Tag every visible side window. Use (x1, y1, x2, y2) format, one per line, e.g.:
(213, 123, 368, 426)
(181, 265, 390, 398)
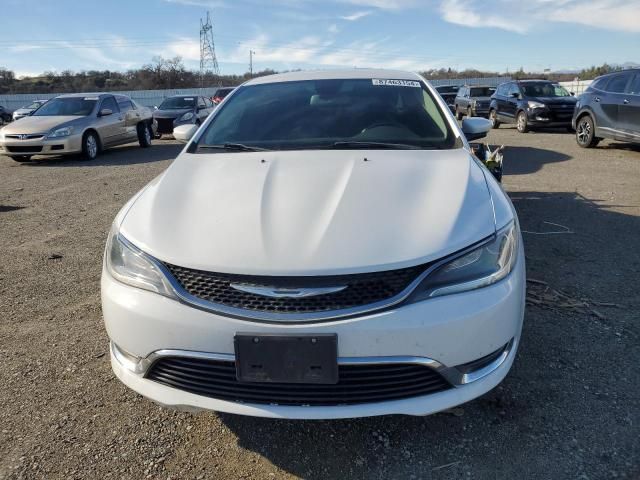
(590, 78, 605, 91)
(606, 73, 631, 94)
(198, 97, 207, 109)
(100, 97, 119, 113)
(497, 84, 509, 96)
(118, 100, 133, 112)
(507, 84, 519, 98)
(626, 74, 640, 95)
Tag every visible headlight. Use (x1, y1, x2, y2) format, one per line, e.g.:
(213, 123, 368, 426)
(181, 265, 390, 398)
(179, 112, 194, 122)
(48, 126, 73, 138)
(527, 101, 546, 109)
(105, 224, 176, 298)
(411, 222, 518, 300)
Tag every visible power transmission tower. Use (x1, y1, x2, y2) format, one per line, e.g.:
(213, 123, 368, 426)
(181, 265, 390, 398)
(200, 11, 220, 86)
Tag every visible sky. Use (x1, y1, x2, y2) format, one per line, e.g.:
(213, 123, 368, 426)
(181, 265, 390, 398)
(1, 0, 639, 77)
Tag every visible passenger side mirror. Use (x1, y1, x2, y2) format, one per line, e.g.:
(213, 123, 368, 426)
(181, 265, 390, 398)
(570, 92, 575, 96)
(99, 108, 113, 117)
(462, 117, 492, 141)
(174, 124, 198, 143)
(510, 92, 520, 98)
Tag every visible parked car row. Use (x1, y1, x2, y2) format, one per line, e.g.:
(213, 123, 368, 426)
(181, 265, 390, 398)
(436, 69, 640, 148)
(0, 93, 156, 162)
(0, 87, 238, 162)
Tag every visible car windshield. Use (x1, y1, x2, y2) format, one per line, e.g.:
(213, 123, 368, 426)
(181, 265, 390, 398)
(470, 87, 495, 97)
(25, 101, 44, 109)
(521, 83, 571, 97)
(198, 79, 458, 151)
(159, 97, 196, 109)
(32, 97, 96, 116)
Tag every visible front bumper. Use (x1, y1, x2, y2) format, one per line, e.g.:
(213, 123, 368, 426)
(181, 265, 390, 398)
(0, 134, 83, 156)
(526, 108, 573, 127)
(102, 244, 525, 418)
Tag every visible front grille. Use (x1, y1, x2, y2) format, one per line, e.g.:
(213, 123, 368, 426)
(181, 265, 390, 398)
(156, 118, 175, 133)
(6, 146, 43, 153)
(5, 134, 45, 140)
(147, 357, 452, 406)
(548, 104, 575, 120)
(164, 262, 427, 315)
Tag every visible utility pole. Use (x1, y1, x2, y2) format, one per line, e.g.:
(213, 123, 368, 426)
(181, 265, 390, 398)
(249, 50, 255, 77)
(199, 11, 220, 87)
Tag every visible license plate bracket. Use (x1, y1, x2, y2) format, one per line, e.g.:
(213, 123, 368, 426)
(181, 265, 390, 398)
(234, 333, 338, 384)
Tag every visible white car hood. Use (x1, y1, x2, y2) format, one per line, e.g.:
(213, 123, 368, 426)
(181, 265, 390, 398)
(120, 149, 496, 275)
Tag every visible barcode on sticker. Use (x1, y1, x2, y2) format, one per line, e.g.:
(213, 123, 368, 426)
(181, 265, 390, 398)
(372, 79, 421, 88)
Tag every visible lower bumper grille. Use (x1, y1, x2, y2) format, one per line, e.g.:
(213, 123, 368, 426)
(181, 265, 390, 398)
(6, 145, 43, 153)
(146, 357, 452, 406)
(156, 118, 175, 134)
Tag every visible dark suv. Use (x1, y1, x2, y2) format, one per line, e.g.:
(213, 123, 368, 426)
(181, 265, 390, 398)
(454, 85, 495, 119)
(434, 85, 459, 113)
(573, 69, 640, 148)
(489, 80, 577, 133)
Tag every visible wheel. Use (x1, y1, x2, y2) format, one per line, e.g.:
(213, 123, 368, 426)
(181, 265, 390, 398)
(489, 109, 500, 129)
(516, 111, 529, 133)
(10, 155, 32, 163)
(467, 106, 473, 118)
(575, 115, 600, 148)
(82, 131, 99, 160)
(455, 107, 463, 121)
(138, 123, 152, 148)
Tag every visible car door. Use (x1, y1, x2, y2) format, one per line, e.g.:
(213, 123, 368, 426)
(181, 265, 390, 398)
(598, 72, 632, 135)
(494, 83, 510, 120)
(118, 98, 140, 143)
(619, 73, 640, 140)
(503, 83, 520, 121)
(95, 96, 125, 146)
(197, 97, 210, 122)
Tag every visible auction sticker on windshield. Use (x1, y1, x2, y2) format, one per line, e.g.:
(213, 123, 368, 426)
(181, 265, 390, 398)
(372, 79, 421, 88)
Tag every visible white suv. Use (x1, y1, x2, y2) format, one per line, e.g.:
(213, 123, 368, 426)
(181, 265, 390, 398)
(102, 69, 525, 419)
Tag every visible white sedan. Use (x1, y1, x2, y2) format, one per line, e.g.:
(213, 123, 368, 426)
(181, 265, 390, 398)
(102, 69, 525, 419)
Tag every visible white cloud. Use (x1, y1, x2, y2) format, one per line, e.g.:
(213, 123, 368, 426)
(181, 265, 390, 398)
(340, 10, 373, 20)
(167, 37, 202, 61)
(340, 0, 417, 9)
(439, 0, 640, 33)
(328, 23, 339, 33)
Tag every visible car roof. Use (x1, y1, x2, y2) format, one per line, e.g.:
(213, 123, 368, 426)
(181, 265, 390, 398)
(515, 79, 554, 83)
(596, 68, 640, 80)
(56, 93, 113, 99)
(465, 85, 492, 88)
(244, 69, 423, 86)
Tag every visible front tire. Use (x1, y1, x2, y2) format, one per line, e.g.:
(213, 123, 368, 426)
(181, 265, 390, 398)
(489, 109, 500, 129)
(82, 131, 99, 160)
(10, 155, 32, 163)
(138, 123, 152, 148)
(576, 115, 600, 148)
(516, 111, 529, 133)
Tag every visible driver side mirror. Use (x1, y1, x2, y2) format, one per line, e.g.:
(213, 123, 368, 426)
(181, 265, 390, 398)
(98, 108, 113, 117)
(570, 92, 575, 96)
(461, 117, 492, 141)
(174, 124, 198, 143)
(510, 92, 520, 98)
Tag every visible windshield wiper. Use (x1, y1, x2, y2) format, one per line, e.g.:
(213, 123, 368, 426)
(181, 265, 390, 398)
(326, 141, 424, 150)
(198, 143, 271, 152)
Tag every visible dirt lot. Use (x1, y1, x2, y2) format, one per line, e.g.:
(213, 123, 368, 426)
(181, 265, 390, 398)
(0, 126, 638, 480)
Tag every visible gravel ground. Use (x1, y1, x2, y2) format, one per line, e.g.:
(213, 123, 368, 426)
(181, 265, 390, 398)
(0, 127, 638, 480)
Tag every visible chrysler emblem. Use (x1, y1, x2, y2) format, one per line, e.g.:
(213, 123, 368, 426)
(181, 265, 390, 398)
(230, 284, 347, 298)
